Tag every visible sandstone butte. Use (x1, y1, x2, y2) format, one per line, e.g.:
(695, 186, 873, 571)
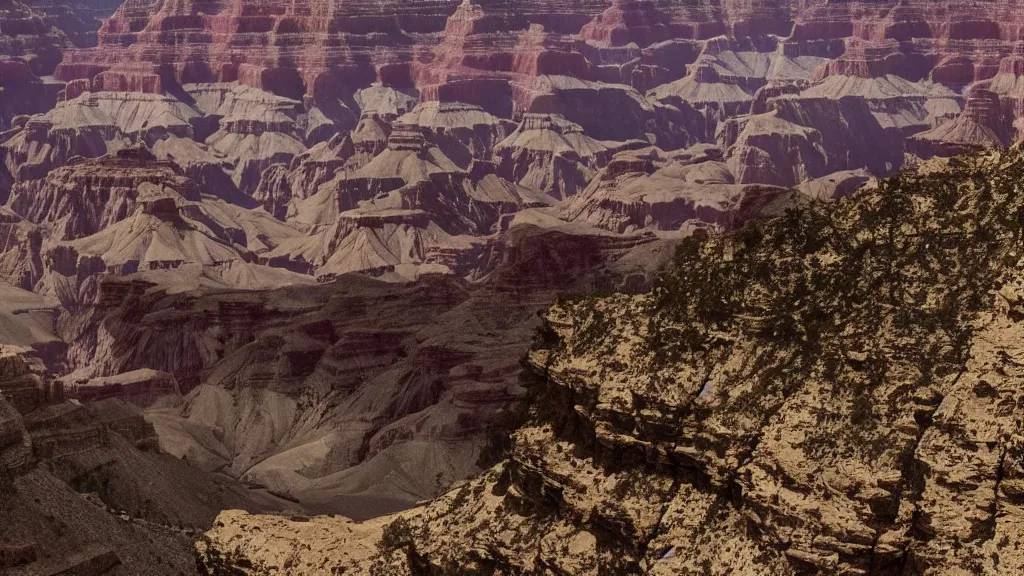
(2, 1, 1024, 575)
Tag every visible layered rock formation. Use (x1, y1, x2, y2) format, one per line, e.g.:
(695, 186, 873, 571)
(17, 0, 1024, 292)
(199, 144, 1024, 576)
(561, 145, 795, 233)
(63, 368, 181, 408)
(263, 123, 554, 279)
(0, 0, 122, 129)
(7, 147, 203, 242)
(10, 0, 1024, 286)
(0, 144, 312, 303)
(0, 344, 55, 414)
(0, 343, 286, 576)
(907, 87, 1008, 159)
(0, 1, 64, 130)
(495, 113, 639, 199)
(57, 220, 674, 517)
(44, 0, 1024, 175)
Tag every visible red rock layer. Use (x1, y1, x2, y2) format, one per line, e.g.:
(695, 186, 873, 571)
(0, 0, 68, 76)
(46, 1, 1024, 116)
(0, 1, 124, 129)
(54, 0, 610, 104)
(579, 0, 688, 48)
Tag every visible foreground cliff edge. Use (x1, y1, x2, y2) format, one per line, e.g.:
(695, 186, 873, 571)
(199, 148, 1024, 575)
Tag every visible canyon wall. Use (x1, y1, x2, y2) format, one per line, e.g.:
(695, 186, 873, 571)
(14, 0, 1024, 236)
(0, 343, 286, 576)
(0, 0, 122, 129)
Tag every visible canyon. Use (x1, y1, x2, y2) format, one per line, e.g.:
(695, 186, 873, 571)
(200, 145, 1024, 576)
(3, 0, 1024, 574)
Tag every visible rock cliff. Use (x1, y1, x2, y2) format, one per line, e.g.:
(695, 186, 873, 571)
(0, 144, 310, 302)
(200, 146, 1024, 575)
(40, 0, 1024, 185)
(0, 0, 122, 129)
(0, 343, 287, 576)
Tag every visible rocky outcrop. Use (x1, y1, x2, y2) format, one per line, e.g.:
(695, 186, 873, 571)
(799, 74, 961, 140)
(0, 208, 43, 289)
(7, 147, 201, 242)
(0, 285, 291, 576)
(65, 368, 180, 408)
(0, 395, 31, 472)
(151, 136, 250, 206)
(199, 143, 1024, 576)
(0, 1, 68, 77)
(724, 109, 829, 187)
(0, 386, 286, 576)
(1, 85, 305, 212)
(908, 88, 1008, 159)
(37, 186, 308, 303)
(0, 3, 69, 129)
(796, 169, 872, 200)
(562, 145, 796, 234)
(399, 101, 515, 168)
(0, 106, 127, 186)
(0, 345, 53, 418)
(0, 145, 309, 301)
(494, 113, 640, 199)
(725, 93, 905, 186)
(267, 124, 553, 278)
(0, 75, 768, 282)
(204, 85, 306, 195)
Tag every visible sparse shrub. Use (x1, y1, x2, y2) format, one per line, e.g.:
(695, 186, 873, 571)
(377, 517, 414, 555)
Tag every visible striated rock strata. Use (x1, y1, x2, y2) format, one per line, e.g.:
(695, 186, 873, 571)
(0, 342, 286, 576)
(35, 0, 1024, 203)
(60, 222, 674, 517)
(0, 0, 122, 129)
